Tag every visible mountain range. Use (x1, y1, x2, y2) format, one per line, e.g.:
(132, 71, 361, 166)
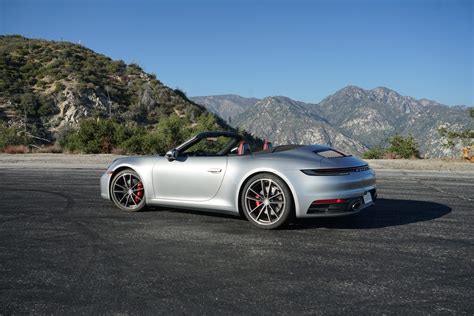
(1, 36, 471, 158)
(191, 88, 473, 157)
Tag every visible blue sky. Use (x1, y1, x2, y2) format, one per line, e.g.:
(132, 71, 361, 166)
(1, 0, 473, 106)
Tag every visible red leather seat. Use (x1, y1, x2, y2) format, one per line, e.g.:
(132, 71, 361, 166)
(237, 141, 251, 155)
(263, 140, 273, 150)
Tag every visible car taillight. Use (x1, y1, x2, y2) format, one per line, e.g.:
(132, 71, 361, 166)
(301, 165, 369, 176)
(312, 199, 347, 205)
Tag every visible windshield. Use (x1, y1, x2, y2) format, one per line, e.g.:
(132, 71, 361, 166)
(181, 135, 239, 156)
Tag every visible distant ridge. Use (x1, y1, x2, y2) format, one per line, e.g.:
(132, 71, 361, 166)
(192, 86, 473, 157)
(190, 95, 259, 123)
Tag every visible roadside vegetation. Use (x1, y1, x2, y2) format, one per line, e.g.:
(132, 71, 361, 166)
(0, 113, 260, 154)
(438, 127, 474, 149)
(363, 135, 420, 159)
(62, 113, 224, 154)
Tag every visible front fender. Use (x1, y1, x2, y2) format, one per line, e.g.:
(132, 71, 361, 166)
(104, 160, 155, 201)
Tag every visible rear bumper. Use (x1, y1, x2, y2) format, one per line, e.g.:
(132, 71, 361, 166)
(306, 188, 376, 215)
(285, 169, 377, 218)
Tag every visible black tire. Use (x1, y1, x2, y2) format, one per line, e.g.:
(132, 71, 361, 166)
(110, 169, 146, 212)
(240, 173, 293, 229)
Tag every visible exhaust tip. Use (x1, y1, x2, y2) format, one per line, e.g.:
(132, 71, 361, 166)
(351, 200, 362, 211)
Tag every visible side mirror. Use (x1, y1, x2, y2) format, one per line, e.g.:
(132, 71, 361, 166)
(165, 149, 178, 161)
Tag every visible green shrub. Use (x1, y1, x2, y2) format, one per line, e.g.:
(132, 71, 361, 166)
(0, 123, 25, 150)
(120, 133, 149, 155)
(60, 113, 236, 155)
(62, 117, 189, 154)
(362, 147, 386, 159)
(64, 119, 126, 153)
(387, 135, 420, 159)
(37, 95, 58, 116)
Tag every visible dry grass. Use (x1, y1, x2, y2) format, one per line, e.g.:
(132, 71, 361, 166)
(382, 152, 399, 159)
(32, 145, 63, 154)
(2, 145, 30, 154)
(111, 147, 126, 155)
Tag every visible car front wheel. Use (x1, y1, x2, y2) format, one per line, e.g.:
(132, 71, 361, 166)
(110, 169, 146, 212)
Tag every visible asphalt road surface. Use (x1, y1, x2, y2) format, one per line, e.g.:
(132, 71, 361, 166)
(0, 168, 473, 314)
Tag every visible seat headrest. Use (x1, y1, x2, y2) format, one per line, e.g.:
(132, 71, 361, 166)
(238, 141, 251, 156)
(263, 140, 273, 150)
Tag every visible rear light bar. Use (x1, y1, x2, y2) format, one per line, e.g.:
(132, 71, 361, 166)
(301, 164, 369, 176)
(312, 199, 347, 205)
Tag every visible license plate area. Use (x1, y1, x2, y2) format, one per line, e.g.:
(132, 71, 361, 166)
(363, 191, 372, 204)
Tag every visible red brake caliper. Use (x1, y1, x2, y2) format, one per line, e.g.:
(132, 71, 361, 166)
(256, 193, 261, 206)
(134, 181, 144, 203)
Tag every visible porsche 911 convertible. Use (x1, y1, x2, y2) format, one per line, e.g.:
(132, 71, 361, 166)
(100, 131, 376, 229)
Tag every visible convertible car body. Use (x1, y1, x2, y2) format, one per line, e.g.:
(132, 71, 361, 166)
(100, 131, 376, 229)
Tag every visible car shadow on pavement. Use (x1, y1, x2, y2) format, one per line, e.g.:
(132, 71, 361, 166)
(290, 198, 452, 230)
(144, 206, 244, 220)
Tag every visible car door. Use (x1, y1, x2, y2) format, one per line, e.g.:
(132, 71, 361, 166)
(152, 156, 227, 201)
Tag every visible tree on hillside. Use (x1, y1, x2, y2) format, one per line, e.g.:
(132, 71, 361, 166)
(362, 135, 420, 159)
(387, 135, 420, 159)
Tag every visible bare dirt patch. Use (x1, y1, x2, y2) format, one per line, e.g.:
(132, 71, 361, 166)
(366, 159, 474, 172)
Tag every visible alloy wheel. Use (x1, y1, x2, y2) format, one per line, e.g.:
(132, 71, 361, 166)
(244, 178, 286, 226)
(111, 170, 145, 211)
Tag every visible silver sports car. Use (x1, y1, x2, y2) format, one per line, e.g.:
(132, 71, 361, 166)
(100, 131, 376, 229)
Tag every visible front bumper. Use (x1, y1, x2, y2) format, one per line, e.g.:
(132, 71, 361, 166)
(100, 172, 111, 200)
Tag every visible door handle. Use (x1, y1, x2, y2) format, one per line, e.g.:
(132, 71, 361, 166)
(207, 168, 222, 173)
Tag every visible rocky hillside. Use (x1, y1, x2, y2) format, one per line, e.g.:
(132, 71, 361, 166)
(233, 96, 368, 154)
(313, 86, 473, 157)
(194, 87, 473, 157)
(0, 35, 224, 143)
(190, 94, 259, 124)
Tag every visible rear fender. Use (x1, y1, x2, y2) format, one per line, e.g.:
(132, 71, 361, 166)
(235, 168, 300, 216)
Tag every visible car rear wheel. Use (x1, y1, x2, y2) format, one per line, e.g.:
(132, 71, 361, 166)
(110, 169, 146, 212)
(241, 173, 293, 229)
